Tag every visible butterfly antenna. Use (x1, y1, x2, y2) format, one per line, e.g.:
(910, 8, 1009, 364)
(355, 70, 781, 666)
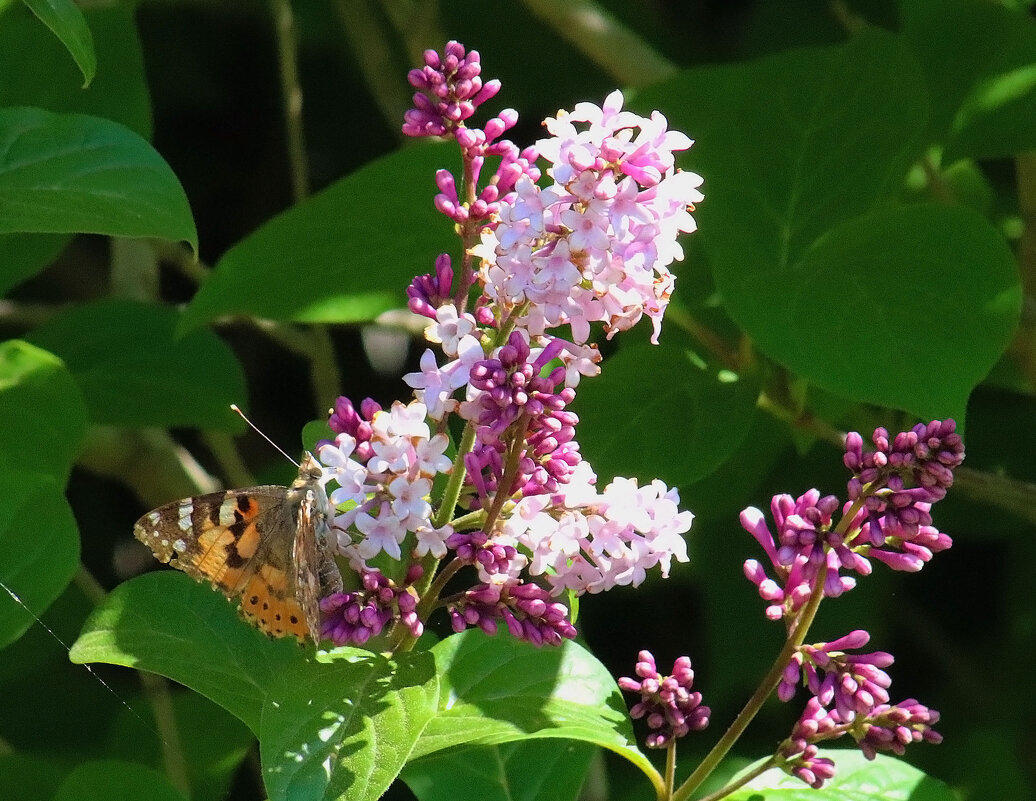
(230, 404, 299, 467)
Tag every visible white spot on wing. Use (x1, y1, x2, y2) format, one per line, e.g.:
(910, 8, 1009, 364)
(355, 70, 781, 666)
(177, 503, 193, 531)
(219, 502, 237, 526)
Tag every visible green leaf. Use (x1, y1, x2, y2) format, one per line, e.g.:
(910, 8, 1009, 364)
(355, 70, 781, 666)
(302, 417, 335, 452)
(180, 141, 458, 330)
(69, 572, 304, 733)
(574, 340, 761, 485)
(0, 232, 69, 296)
(0, 754, 72, 801)
(260, 649, 438, 801)
(105, 691, 253, 801)
(414, 631, 661, 794)
(728, 750, 956, 800)
(0, 340, 85, 649)
(52, 760, 186, 801)
(720, 204, 1019, 420)
(901, 0, 1036, 158)
(0, 107, 196, 252)
(21, 0, 96, 88)
(71, 572, 440, 801)
(640, 32, 1019, 418)
(0, 3, 151, 138)
(403, 740, 597, 801)
(644, 30, 928, 286)
(0, 339, 87, 481)
(948, 56, 1036, 161)
(0, 471, 79, 649)
(26, 299, 247, 429)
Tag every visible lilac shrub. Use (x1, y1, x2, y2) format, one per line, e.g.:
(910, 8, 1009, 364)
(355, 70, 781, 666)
(315, 40, 957, 799)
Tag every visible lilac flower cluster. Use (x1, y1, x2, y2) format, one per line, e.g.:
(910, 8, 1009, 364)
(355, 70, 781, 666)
(778, 693, 942, 789)
(741, 419, 962, 621)
(462, 332, 581, 500)
(779, 631, 893, 717)
(470, 91, 703, 345)
(618, 651, 710, 749)
(776, 698, 838, 788)
(844, 420, 962, 571)
(311, 41, 702, 648)
(739, 421, 960, 786)
(320, 398, 454, 564)
(402, 42, 501, 138)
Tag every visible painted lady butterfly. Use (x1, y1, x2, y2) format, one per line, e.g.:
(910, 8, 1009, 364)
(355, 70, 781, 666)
(134, 453, 343, 643)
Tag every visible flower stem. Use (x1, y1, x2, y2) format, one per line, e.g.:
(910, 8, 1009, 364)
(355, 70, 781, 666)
(433, 422, 477, 531)
(481, 412, 532, 533)
(74, 565, 191, 797)
(415, 558, 465, 620)
(269, 0, 309, 202)
(672, 567, 829, 801)
(664, 740, 677, 798)
(694, 756, 778, 801)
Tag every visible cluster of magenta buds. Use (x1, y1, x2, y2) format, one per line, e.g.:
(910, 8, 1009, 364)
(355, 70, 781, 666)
(621, 420, 959, 790)
(618, 651, 710, 749)
(319, 566, 423, 646)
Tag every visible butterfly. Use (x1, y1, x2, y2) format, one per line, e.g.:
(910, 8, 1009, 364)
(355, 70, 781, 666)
(134, 452, 343, 643)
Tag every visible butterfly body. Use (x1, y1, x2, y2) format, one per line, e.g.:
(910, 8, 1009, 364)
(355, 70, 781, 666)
(134, 453, 342, 642)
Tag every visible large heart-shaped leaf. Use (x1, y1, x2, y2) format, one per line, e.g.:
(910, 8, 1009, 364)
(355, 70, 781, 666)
(414, 631, 661, 794)
(0, 471, 79, 650)
(71, 573, 440, 801)
(0, 339, 87, 481)
(574, 339, 761, 485)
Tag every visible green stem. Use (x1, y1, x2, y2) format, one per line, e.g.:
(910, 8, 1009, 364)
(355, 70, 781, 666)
(672, 568, 829, 801)
(139, 670, 192, 797)
(202, 430, 256, 489)
(449, 509, 486, 532)
(391, 422, 479, 648)
(518, 0, 676, 86)
(694, 756, 778, 801)
(270, 0, 310, 201)
(664, 740, 677, 799)
(432, 423, 477, 530)
(420, 558, 465, 616)
(481, 413, 532, 533)
(75, 565, 192, 797)
(306, 326, 343, 419)
(73, 564, 107, 606)
(330, 0, 410, 134)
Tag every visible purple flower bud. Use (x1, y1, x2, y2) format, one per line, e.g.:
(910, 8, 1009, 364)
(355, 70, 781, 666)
(844, 421, 963, 558)
(446, 579, 576, 646)
(619, 651, 710, 749)
(319, 568, 424, 647)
